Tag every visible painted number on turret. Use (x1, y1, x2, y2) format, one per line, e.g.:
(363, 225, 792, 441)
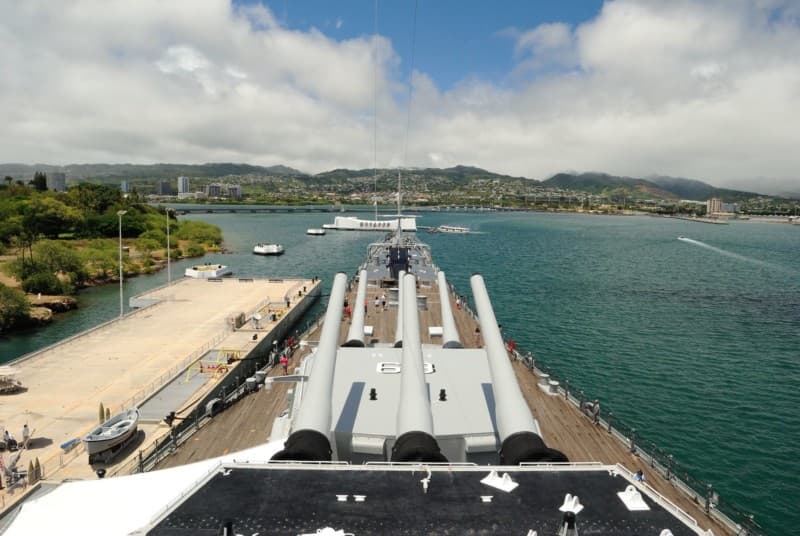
(376, 362, 436, 374)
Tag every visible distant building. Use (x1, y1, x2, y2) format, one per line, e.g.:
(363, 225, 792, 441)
(155, 181, 171, 195)
(120, 180, 129, 193)
(178, 176, 189, 194)
(47, 172, 66, 192)
(226, 184, 242, 200)
(204, 184, 222, 197)
(707, 197, 737, 215)
(706, 198, 723, 214)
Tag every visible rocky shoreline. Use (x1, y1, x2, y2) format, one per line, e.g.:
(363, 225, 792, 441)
(24, 294, 79, 326)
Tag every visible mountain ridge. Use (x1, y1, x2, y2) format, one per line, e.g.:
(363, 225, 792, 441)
(0, 163, 785, 201)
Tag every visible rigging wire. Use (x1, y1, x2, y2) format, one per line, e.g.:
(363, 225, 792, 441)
(373, 0, 379, 220)
(402, 0, 420, 169)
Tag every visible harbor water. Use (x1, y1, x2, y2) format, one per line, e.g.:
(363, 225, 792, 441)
(1, 209, 797, 534)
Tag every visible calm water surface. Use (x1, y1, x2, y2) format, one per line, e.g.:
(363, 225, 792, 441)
(2, 210, 797, 534)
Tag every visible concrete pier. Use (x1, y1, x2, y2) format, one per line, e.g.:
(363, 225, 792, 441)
(0, 276, 318, 495)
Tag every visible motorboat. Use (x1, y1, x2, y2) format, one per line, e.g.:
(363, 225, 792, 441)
(253, 243, 285, 255)
(82, 408, 139, 457)
(306, 228, 326, 236)
(184, 264, 232, 278)
(437, 224, 471, 233)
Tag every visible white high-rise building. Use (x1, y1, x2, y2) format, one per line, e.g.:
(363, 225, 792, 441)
(178, 176, 189, 194)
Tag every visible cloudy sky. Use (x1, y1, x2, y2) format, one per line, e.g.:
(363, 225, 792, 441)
(1, 0, 799, 192)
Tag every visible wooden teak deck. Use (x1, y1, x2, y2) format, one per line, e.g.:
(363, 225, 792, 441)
(155, 278, 734, 535)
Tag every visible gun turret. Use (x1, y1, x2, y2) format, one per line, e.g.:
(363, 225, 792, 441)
(437, 271, 462, 348)
(272, 272, 348, 461)
(470, 274, 568, 465)
(393, 269, 406, 348)
(344, 269, 368, 347)
(391, 273, 447, 463)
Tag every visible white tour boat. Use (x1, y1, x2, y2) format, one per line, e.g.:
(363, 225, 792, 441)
(253, 243, 285, 255)
(184, 264, 232, 278)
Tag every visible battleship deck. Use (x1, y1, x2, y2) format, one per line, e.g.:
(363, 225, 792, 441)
(0, 276, 316, 498)
(153, 280, 734, 536)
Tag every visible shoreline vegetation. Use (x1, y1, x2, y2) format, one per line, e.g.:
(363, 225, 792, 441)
(0, 180, 224, 333)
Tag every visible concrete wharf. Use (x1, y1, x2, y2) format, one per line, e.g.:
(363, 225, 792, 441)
(0, 276, 317, 508)
(152, 279, 735, 536)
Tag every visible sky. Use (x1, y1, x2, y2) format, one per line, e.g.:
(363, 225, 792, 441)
(1, 0, 799, 193)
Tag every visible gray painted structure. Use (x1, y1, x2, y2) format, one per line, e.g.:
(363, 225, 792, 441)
(396, 274, 435, 438)
(470, 274, 541, 440)
(290, 273, 347, 437)
(437, 271, 462, 348)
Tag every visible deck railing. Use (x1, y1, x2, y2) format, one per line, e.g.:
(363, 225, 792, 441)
(508, 345, 764, 536)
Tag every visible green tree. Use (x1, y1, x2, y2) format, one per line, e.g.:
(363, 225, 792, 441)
(65, 183, 121, 214)
(31, 171, 47, 191)
(138, 229, 167, 247)
(33, 240, 87, 285)
(23, 197, 83, 239)
(0, 282, 30, 331)
(175, 221, 222, 245)
(183, 241, 206, 257)
(22, 271, 66, 295)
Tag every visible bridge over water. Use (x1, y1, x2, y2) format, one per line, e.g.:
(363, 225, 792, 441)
(162, 205, 505, 215)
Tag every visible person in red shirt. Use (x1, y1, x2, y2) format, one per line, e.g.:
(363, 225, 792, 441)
(280, 355, 289, 375)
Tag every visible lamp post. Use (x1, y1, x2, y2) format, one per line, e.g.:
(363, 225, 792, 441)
(165, 208, 172, 284)
(117, 210, 127, 317)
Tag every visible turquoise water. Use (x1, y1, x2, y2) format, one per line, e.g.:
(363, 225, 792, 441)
(2, 210, 797, 534)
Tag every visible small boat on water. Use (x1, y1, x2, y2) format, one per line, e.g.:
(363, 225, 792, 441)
(437, 224, 471, 234)
(253, 243, 285, 255)
(82, 408, 139, 457)
(184, 264, 232, 278)
(306, 228, 325, 236)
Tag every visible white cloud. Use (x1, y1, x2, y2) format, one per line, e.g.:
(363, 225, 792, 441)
(0, 0, 798, 191)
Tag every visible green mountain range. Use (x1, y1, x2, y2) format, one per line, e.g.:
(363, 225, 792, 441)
(0, 163, 781, 202)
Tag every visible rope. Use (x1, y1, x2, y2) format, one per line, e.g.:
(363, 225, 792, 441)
(402, 0, 420, 168)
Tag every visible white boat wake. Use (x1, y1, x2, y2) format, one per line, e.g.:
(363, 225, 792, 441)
(676, 237, 777, 269)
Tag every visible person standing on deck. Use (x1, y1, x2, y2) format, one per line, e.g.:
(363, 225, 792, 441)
(21, 424, 30, 446)
(456, 297, 461, 310)
(381, 293, 386, 310)
(375, 296, 380, 309)
(280, 354, 289, 375)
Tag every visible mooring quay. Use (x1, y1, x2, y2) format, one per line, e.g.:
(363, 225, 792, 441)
(0, 276, 319, 504)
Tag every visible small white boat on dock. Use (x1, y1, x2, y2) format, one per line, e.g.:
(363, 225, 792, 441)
(82, 408, 139, 458)
(306, 228, 326, 236)
(253, 243, 285, 255)
(184, 264, 232, 278)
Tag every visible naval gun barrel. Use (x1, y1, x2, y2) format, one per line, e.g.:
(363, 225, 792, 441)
(470, 274, 568, 465)
(344, 269, 368, 347)
(391, 273, 447, 463)
(272, 272, 348, 461)
(393, 269, 406, 347)
(437, 271, 462, 349)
